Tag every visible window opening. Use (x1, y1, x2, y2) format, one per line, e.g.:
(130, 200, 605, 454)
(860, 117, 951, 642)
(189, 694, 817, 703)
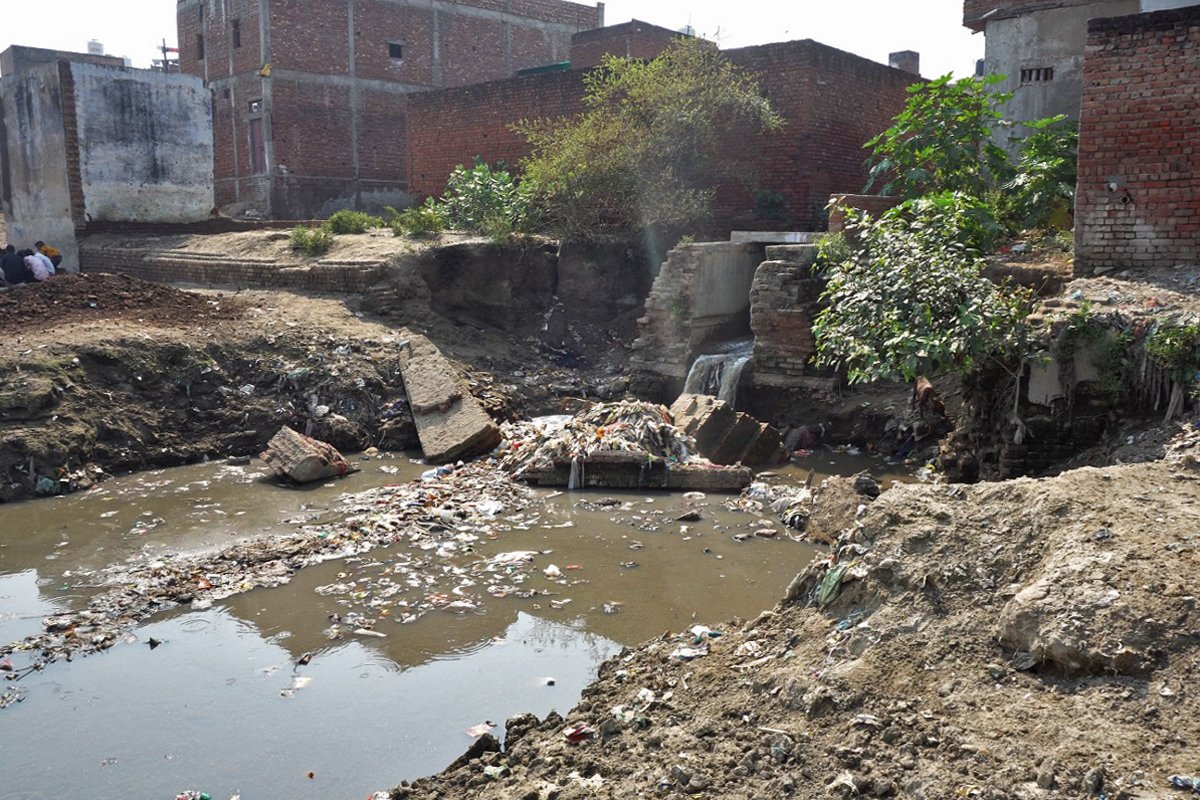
(1020, 66, 1054, 84)
(197, 34, 205, 60)
(388, 42, 403, 60)
(232, 19, 242, 49)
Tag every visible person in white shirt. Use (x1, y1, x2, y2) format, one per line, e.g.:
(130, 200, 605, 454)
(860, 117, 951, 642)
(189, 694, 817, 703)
(22, 249, 51, 281)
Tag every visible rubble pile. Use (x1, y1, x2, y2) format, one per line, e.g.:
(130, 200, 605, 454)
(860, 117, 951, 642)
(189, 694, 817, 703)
(670, 393, 789, 466)
(498, 401, 753, 492)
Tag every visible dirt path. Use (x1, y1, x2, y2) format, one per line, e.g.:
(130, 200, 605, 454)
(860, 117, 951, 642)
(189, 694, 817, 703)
(392, 422, 1200, 800)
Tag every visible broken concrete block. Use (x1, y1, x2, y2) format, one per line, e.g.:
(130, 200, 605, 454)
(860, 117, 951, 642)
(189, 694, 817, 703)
(670, 393, 787, 466)
(396, 331, 502, 464)
(260, 426, 351, 483)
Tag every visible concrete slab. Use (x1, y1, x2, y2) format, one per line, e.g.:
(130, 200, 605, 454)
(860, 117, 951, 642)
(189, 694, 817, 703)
(730, 231, 817, 244)
(670, 393, 788, 466)
(396, 331, 501, 464)
(520, 450, 752, 492)
(261, 426, 352, 483)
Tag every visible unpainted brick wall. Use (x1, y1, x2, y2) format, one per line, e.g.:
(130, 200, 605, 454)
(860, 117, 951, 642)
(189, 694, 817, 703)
(1074, 7, 1200, 273)
(405, 39, 913, 234)
(178, 0, 601, 218)
(80, 240, 387, 293)
(570, 21, 682, 69)
(962, 0, 1098, 30)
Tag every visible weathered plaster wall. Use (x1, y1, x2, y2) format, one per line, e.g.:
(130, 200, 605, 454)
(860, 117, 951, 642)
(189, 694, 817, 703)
(72, 63, 214, 224)
(0, 63, 77, 270)
(1142, 0, 1200, 10)
(979, 0, 1137, 150)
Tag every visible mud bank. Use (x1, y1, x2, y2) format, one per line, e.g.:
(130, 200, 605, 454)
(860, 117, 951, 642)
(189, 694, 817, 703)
(0, 274, 431, 502)
(391, 423, 1200, 800)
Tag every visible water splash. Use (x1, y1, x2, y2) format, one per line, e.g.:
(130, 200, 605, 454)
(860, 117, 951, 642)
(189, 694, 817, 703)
(682, 340, 754, 408)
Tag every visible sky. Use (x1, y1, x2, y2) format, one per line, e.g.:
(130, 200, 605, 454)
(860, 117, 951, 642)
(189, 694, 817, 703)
(0, 1, 982, 78)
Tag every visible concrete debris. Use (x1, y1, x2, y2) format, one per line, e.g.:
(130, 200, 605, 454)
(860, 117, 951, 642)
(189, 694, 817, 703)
(670, 394, 788, 466)
(395, 331, 501, 464)
(260, 426, 352, 483)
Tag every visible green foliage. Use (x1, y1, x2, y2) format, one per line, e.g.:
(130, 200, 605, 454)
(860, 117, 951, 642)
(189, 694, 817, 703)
(813, 231, 850, 269)
(812, 201, 1031, 384)
(1054, 230, 1074, 253)
(1001, 115, 1078, 231)
(518, 38, 783, 239)
(1145, 323, 1200, 383)
(290, 226, 334, 256)
(387, 200, 446, 238)
(889, 191, 1005, 254)
(864, 74, 1012, 200)
(754, 189, 787, 220)
(441, 158, 540, 237)
(324, 209, 384, 234)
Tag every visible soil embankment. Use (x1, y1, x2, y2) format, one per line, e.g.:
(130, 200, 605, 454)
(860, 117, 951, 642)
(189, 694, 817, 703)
(0, 274, 427, 501)
(392, 427, 1200, 800)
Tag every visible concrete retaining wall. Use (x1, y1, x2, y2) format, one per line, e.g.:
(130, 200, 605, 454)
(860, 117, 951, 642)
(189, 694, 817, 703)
(632, 242, 763, 379)
(0, 63, 76, 269)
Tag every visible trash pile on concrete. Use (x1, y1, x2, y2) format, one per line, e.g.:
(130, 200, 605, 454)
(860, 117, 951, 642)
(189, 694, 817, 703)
(497, 401, 754, 492)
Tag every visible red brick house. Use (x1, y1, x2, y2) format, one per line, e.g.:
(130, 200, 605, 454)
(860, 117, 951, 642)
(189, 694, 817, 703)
(176, 0, 602, 219)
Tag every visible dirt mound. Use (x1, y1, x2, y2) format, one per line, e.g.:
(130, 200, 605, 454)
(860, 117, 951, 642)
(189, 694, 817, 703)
(392, 426, 1200, 800)
(1, 273, 243, 332)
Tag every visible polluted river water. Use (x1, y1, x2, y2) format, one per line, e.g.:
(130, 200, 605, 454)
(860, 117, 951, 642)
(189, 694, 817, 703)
(0, 450, 907, 799)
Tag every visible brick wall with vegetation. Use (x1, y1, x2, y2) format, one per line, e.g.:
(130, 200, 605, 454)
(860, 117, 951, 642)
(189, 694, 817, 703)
(406, 39, 914, 233)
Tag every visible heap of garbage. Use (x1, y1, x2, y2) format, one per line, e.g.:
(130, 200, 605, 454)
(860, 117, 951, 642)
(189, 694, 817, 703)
(498, 401, 753, 492)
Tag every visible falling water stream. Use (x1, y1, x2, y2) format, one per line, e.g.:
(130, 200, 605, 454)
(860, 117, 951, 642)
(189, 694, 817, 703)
(681, 339, 755, 407)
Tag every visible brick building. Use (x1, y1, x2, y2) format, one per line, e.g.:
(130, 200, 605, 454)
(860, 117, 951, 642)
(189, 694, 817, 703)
(406, 34, 917, 233)
(1074, 5, 1200, 272)
(177, 0, 603, 219)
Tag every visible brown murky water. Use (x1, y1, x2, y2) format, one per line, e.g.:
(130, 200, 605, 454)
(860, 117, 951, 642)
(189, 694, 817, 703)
(0, 451, 907, 799)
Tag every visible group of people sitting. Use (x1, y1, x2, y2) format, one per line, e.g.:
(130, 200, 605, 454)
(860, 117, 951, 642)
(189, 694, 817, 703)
(0, 241, 62, 286)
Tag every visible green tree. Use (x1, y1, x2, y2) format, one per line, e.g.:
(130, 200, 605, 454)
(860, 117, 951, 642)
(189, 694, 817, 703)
(812, 195, 1031, 384)
(518, 38, 783, 238)
(864, 74, 1013, 200)
(1000, 115, 1078, 231)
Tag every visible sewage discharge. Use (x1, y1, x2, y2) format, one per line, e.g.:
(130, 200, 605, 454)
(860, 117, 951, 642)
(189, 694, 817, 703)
(682, 340, 754, 408)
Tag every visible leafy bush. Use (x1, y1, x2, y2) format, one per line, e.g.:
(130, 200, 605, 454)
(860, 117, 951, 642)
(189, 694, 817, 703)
(864, 74, 1013, 200)
(889, 191, 1005, 255)
(518, 38, 783, 239)
(440, 158, 539, 237)
(387, 200, 446, 238)
(290, 226, 334, 256)
(1001, 115, 1078, 232)
(813, 231, 850, 269)
(812, 200, 1031, 384)
(1146, 323, 1199, 382)
(324, 209, 384, 234)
